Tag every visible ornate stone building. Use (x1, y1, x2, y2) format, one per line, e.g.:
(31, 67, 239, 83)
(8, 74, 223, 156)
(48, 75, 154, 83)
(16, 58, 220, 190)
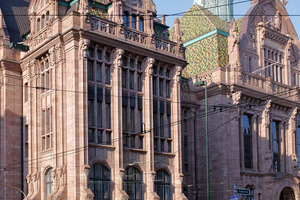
(19, 0, 187, 200)
(179, 0, 300, 199)
(1, 0, 300, 200)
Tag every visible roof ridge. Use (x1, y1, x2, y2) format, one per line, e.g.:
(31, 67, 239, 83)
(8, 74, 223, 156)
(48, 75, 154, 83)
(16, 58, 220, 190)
(194, 3, 216, 30)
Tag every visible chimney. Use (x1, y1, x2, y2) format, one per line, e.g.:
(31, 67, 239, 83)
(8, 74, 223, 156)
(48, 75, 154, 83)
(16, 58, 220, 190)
(161, 15, 166, 25)
(174, 18, 181, 43)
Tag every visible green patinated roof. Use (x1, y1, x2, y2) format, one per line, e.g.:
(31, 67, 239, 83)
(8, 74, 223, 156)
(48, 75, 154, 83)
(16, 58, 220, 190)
(154, 22, 170, 40)
(169, 4, 229, 78)
(182, 34, 228, 78)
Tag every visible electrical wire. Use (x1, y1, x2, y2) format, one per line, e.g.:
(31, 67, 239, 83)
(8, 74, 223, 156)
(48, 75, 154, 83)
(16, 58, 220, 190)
(0, 83, 299, 174)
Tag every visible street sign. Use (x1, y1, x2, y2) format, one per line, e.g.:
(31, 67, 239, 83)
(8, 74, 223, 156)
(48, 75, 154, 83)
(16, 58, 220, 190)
(237, 188, 250, 195)
(230, 195, 239, 200)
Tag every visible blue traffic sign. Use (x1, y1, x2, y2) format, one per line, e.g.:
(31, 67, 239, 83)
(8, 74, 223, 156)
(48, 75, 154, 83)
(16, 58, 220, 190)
(230, 195, 239, 200)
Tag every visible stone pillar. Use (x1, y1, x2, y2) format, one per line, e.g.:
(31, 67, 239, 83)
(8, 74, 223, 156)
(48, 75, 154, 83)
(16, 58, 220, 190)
(172, 65, 187, 200)
(261, 100, 272, 172)
(111, 48, 128, 200)
(143, 57, 159, 200)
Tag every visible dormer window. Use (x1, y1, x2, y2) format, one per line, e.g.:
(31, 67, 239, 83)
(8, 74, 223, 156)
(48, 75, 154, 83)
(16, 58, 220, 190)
(131, 14, 137, 29)
(124, 12, 129, 27)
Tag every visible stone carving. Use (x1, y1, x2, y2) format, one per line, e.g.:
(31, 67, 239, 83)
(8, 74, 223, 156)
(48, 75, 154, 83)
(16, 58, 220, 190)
(263, 100, 272, 127)
(146, 57, 155, 76)
(55, 44, 63, 63)
(274, 11, 282, 31)
(232, 91, 242, 105)
(113, 48, 124, 68)
(282, 0, 288, 6)
(48, 47, 55, 66)
(289, 107, 298, 135)
(228, 18, 241, 68)
(174, 66, 182, 83)
(79, 39, 90, 59)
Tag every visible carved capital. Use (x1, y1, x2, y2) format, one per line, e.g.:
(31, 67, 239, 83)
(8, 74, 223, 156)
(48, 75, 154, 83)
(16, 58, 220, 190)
(55, 44, 63, 63)
(113, 48, 124, 68)
(174, 65, 182, 83)
(79, 39, 90, 59)
(146, 57, 155, 76)
(48, 47, 55, 66)
(232, 91, 242, 105)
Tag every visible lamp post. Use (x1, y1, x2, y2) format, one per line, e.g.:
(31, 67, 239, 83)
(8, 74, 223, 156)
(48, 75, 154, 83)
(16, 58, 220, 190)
(194, 80, 209, 200)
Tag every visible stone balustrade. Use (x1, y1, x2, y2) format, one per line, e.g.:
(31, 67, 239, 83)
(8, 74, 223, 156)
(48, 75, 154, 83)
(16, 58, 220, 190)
(90, 16, 116, 35)
(242, 72, 266, 89)
(241, 71, 297, 100)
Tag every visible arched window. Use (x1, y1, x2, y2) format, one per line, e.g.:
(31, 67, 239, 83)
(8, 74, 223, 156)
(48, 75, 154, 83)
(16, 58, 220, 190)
(139, 17, 144, 31)
(123, 12, 129, 27)
(124, 167, 143, 200)
(41, 15, 45, 29)
(46, 11, 50, 21)
(37, 18, 41, 32)
(131, 14, 137, 29)
(155, 170, 171, 200)
(89, 164, 110, 199)
(46, 168, 53, 196)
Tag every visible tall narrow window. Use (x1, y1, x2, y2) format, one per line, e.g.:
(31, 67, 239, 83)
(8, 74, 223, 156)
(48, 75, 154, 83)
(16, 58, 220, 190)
(88, 85, 95, 126)
(105, 89, 111, 129)
(24, 83, 28, 102)
(46, 11, 50, 21)
(89, 164, 110, 199)
(124, 167, 143, 200)
(243, 114, 253, 169)
(122, 69, 127, 88)
(272, 121, 280, 171)
(46, 168, 53, 196)
(96, 62, 102, 82)
(124, 12, 129, 27)
(166, 81, 170, 98)
(137, 73, 142, 91)
(184, 135, 188, 173)
(37, 18, 41, 32)
(131, 14, 137, 29)
(25, 125, 28, 157)
(159, 79, 163, 96)
(97, 87, 103, 127)
(88, 61, 94, 81)
(139, 17, 144, 31)
(130, 71, 134, 90)
(41, 15, 45, 29)
(153, 77, 157, 95)
(105, 65, 110, 84)
(155, 170, 171, 200)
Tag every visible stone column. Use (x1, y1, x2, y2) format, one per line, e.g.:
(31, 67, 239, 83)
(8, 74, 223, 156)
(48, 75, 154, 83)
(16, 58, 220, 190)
(261, 100, 272, 172)
(172, 65, 187, 200)
(111, 48, 128, 200)
(143, 57, 159, 200)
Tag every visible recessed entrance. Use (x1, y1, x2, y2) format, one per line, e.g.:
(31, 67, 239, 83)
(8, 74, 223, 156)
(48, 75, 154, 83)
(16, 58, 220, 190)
(280, 187, 295, 200)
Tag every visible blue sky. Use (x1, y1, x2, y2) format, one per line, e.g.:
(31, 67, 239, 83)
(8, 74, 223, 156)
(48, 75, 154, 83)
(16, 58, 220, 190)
(154, 0, 300, 37)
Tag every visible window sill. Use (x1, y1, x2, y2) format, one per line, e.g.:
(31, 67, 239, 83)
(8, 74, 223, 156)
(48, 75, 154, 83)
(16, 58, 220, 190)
(154, 152, 175, 157)
(89, 143, 116, 150)
(123, 147, 147, 153)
